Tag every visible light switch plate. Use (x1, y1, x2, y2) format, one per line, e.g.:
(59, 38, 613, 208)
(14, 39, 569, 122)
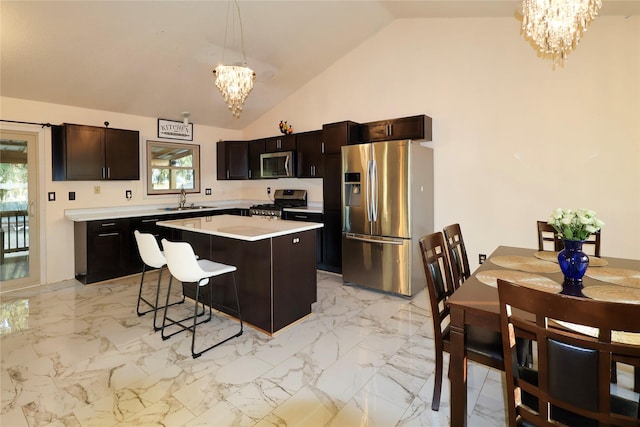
(69, 191, 76, 201)
(205, 188, 212, 195)
(48, 192, 56, 201)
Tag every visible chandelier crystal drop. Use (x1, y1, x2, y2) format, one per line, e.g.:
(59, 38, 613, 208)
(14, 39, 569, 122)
(521, 0, 602, 66)
(213, 64, 255, 118)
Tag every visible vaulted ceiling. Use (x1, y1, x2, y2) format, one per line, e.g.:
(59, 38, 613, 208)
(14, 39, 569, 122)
(2, 1, 638, 130)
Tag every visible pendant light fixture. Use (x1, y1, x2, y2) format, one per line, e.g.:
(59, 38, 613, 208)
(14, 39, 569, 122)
(521, 0, 602, 66)
(213, 0, 255, 118)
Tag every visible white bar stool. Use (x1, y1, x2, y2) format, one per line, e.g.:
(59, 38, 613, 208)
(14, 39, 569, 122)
(133, 230, 186, 330)
(160, 238, 243, 358)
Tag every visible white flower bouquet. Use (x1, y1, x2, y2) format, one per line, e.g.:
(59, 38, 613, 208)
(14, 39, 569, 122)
(548, 208, 605, 241)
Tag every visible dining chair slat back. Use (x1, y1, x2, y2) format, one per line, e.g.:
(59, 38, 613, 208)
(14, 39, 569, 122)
(419, 232, 505, 411)
(537, 221, 563, 252)
(443, 223, 470, 290)
(497, 279, 640, 427)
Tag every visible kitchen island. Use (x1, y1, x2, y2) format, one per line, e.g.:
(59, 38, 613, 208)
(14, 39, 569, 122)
(157, 215, 323, 335)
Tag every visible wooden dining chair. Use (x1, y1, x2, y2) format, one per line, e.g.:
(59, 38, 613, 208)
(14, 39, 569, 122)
(583, 230, 602, 257)
(443, 223, 470, 290)
(537, 220, 563, 252)
(537, 220, 602, 257)
(497, 279, 640, 427)
(419, 232, 506, 411)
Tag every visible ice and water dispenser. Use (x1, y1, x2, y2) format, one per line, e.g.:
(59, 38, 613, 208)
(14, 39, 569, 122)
(344, 172, 362, 207)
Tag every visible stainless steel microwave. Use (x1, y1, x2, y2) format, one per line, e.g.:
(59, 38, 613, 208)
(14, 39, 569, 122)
(260, 151, 295, 178)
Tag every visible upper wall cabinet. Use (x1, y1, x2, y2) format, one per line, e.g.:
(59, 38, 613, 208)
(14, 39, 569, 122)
(217, 140, 249, 180)
(248, 139, 265, 180)
(359, 115, 432, 143)
(265, 134, 296, 152)
(52, 123, 140, 181)
(296, 130, 324, 178)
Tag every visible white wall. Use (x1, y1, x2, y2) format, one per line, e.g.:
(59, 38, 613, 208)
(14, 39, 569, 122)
(245, 16, 640, 267)
(0, 98, 245, 283)
(2, 15, 639, 285)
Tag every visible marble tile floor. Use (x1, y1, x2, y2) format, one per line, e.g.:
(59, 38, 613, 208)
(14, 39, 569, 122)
(1, 271, 635, 427)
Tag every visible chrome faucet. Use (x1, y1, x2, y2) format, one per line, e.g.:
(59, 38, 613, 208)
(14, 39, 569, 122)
(179, 187, 187, 208)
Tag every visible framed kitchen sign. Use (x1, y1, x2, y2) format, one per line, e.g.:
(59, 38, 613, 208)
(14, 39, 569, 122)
(157, 118, 193, 141)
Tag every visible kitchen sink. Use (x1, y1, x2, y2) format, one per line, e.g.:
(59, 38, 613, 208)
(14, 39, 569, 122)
(161, 205, 213, 211)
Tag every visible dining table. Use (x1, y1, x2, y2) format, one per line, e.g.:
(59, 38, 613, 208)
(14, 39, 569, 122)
(446, 245, 640, 427)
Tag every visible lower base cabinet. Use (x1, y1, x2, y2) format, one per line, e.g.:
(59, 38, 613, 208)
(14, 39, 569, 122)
(177, 229, 317, 334)
(75, 219, 131, 284)
(74, 209, 237, 284)
(282, 211, 323, 267)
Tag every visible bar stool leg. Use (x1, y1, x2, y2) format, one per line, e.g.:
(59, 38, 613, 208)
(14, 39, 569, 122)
(137, 265, 186, 331)
(190, 274, 243, 359)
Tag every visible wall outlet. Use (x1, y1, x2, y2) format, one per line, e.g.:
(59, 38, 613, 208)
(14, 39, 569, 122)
(69, 191, 76, 201)
(94, 185, 101, 194)
(125, 190, 132, 199)
(479, 254, 487, 264)
(205, 188, 212, 195)
(267, 187, 271, 195)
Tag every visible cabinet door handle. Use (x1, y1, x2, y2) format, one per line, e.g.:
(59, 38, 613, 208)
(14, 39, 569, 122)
(249, 169, 252, 179)
(141, 218, 159, 223)
(101, 222, 116, 227)
(98, 232, 119, 237)
(106, 167, 111, 179)
(321, 142, 325, 154)
(293, 215, 308, 220)
(226, 170, 230, 179)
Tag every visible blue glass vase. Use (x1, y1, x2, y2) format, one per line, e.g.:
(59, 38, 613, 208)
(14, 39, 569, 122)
(557, 239, 589, 285)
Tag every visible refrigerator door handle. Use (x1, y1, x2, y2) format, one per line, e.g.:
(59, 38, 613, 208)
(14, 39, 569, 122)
(344, 233, 404, 245)
(366, 160, 373, 222)
(371, 159, 378, 222)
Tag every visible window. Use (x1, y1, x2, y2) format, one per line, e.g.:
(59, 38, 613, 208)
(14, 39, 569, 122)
(146, 140, 200, 195)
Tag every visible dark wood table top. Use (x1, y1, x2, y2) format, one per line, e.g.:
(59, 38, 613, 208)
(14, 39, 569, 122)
(447, 246, 640, 324)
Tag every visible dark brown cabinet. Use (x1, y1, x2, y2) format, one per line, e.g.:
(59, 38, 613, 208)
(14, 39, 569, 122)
(75, 219, 131, 284)
(217, 141, 249, 180)
(76, 210, 233, 284)
(282, 210, 323, 266)
(319, 121, 359, 273)
(52, 123, 140, 181)
(296, 130, 324, 178)
(178, 228, 317, 334)
(248, 139, 265, 179)
(322, 121, 359, 154)
(265, 134, 296, 152)
(359, 115, 432, 143)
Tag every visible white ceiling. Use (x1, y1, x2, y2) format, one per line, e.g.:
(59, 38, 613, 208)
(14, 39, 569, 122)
(2, 0, 638, 130)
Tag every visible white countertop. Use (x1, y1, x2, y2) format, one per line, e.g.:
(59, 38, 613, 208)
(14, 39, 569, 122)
(157, 215, 323, 241)
(64, 201, 323, 222)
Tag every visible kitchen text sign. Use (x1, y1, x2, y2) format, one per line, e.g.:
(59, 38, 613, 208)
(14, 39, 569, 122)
(157, 119, 193, 141)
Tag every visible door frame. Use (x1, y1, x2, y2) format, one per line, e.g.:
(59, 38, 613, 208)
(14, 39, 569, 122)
(0, 124, 47, 292)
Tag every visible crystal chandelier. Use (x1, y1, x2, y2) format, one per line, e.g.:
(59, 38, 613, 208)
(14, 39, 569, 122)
(521, 0, 603, 66)
(213, 0, 255, 118)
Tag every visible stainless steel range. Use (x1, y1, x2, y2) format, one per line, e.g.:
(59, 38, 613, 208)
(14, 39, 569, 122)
(249, 189, 307, 218)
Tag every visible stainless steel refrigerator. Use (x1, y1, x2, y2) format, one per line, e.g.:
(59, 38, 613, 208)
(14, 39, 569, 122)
(341, 140, 433, 297)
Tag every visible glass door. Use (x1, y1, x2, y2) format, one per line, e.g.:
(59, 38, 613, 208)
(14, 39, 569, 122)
(0, 129, 40, 291)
